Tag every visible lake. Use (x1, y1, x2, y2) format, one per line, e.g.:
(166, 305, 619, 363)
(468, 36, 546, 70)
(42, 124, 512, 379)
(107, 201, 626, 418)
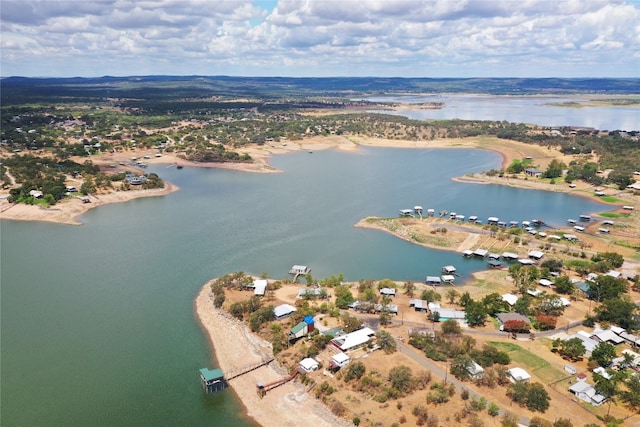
(0, 145, 609, 426)
(365, 94, 639, 131)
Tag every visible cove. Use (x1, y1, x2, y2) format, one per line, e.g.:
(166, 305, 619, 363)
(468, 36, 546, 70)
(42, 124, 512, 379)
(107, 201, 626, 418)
(0, 147, 607, 426)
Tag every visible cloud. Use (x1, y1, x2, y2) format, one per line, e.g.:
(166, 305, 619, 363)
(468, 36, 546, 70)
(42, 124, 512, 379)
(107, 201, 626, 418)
(1, 0, 638, 77)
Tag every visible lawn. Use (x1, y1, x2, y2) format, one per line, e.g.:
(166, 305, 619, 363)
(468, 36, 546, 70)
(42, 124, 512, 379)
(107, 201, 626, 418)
(599, 196, 622, 203)
(490, 341, 567, 383)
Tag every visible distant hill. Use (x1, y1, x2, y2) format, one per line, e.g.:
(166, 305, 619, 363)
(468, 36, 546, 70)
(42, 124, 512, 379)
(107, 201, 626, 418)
(1, 76, 639, 105)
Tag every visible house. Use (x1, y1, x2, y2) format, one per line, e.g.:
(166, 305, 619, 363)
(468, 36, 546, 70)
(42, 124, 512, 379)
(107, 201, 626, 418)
(29, 190, 43, 198)
(528, 250, 545, 260)
(379, 287, 396, 297)
(274, 304, 297, 320)
(538, 278, 553, 287)
(467, 362, 485, 380)
(330, 352, 350, 369)
(289, 316, 315, 341)
(507, 367, 531, 383)
(569, 381, 605, 406)
(501, 294, 519, 306)
(330, 327, 376, 352)
(591, 328, 625, 345)
(299, 358, 319, 373)
(524, 168, 543, 177)
(426, 276, 442, 286)
(565, 331, 599, 354)
(297, 288, 325, 299)
(289, 265, 310, 275)
(252, 279, 268, 296)
(496, 313, 531, 330)
(437, 308, 466, 322)
(374, 303, 398, 315)
(409, 299, 429, 312)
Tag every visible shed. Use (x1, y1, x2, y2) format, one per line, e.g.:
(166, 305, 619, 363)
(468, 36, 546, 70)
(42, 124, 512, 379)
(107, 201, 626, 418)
(409, 299, 429, 311)
(564, 364, 577, 374)
(299, 358, 319, 373)
(528, 250, 544, 260)
(426, 276, 442, 285)
(467, 362, 485, 380)
(569, 381, 605, 406)
(501, 294, 519, 306)
(437, 308, 466, 321)
(538, 279, 553, 287)
(441, 274, 456, 283)
(507, 367, 531, 383)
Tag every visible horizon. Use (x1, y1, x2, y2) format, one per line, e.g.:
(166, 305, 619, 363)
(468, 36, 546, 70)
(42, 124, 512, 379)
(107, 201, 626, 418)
(3, 75, 640, 80)
(2, 1, 639, 79)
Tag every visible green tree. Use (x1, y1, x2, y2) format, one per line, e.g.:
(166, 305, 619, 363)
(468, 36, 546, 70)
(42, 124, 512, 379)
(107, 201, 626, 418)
(441, 319, 462, 335)
(341, 313, 362, 333)
(554, 276, 575, 295)
(587, 275, 627, 302)
(592, 252, 625, 269)
(487, 402, 500, 417)
(529, 416, 552, 427)
(513, 294, 533, 316)
(590, 342, 617, 368)
(404, 281, 415, 297)
(388, 365, 414, 394)
(594, 369, 628, 418)
(421, 289, 441, 304)
(526, 382, 551, 412)
(334, 285, 354, 309)
(543, 159, 565, 179)
(459, 291, 473, 308)
(450, 354, 473, 381)
(621, 374, 640, 410)
(344, 361, 366, 382)
(552, 337, 586, 361)
(552, 419, 573, 427)
(465, 300, 487, 327)
(376, 330, 397, 354)
(595, 296, 639, 330)
(481, 292, 510, 316)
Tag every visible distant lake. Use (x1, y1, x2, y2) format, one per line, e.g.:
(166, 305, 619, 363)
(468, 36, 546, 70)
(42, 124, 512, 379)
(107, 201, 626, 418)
(365, 94, 639, 131)
(0, 147, 609, 426)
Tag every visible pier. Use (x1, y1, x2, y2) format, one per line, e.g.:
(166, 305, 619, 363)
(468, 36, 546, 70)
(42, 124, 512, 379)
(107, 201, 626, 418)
(200, 357, 275, 394)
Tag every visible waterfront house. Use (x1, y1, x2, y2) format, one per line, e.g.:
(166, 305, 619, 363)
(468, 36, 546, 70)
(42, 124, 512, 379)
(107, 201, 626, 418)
(426, 276, 442, 286)
(379, 287, 396, 297)
(274, 304, 297, 320)
(524, 168, 543, 177)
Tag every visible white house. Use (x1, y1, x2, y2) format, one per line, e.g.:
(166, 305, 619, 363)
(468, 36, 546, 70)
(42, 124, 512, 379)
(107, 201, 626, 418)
(299, 358, 319, 373)
(331, 352, 350, 369)
(330, 327, 376, 352)
(379, 287, 396, 297)
(274, 304, 297, 320)
(507, 367, 531, 383)
(467, 362, 485, 380)
(569, 381, 605, 406)
(501, 294, 519, 306)
(252, 279, 267, 296)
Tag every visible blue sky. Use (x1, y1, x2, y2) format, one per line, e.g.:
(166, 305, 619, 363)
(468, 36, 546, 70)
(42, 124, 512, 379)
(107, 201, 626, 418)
(1, 0, 639, 78)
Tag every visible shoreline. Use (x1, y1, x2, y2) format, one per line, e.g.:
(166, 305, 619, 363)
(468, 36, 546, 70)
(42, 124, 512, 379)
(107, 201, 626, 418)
(1, 134, 637, 225)
(194, 282, 352, 427)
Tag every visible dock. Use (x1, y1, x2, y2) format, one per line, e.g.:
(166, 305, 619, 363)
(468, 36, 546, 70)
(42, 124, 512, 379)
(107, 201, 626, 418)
(289, 265, 311, 282)
(200, 357, 275, 394)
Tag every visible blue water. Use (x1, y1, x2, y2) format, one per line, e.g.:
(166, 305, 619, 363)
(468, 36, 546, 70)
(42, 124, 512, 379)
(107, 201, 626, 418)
(365, 94, 639, 131)
(0, 147, 608, 426)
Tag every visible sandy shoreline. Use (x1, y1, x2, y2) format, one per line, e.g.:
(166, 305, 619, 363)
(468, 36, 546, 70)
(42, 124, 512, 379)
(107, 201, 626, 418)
(194, 282, 352, 427)
(2, 134, 636, 225)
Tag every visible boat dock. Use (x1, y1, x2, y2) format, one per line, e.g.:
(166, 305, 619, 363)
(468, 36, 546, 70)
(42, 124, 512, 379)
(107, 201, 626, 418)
(200, 357, 275, 394)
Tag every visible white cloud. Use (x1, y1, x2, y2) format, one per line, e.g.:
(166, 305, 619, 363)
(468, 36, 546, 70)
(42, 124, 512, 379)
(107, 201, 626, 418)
(1, 0, 638, 77)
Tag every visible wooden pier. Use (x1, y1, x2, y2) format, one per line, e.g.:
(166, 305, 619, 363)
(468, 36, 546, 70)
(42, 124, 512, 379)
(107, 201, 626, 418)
(199, 357, 275, 394)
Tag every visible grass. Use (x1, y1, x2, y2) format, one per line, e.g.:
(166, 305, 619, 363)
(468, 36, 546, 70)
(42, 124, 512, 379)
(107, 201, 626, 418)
(490, 341, 567, 383)
(599, 212, 626, 218)
(599, 196, 622, 203)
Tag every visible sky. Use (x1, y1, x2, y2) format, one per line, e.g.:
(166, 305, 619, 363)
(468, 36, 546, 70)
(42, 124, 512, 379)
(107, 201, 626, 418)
(1, 0, 639, 78)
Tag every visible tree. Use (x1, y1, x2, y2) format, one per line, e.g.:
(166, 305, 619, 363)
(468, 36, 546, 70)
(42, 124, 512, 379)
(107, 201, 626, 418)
(552, 337, 586, 361)
(529, 416, 552, 427)
(376, 330, 397, 354)
(421, 289, 441, 304)
(465, 301, 487, 327)
(441, 319, 462, 335)
(446, 288, 459, 304)
(543, 159, 565, 179)
(590, 342, 616, 367)
(534, 314, 557, 331)
(487, 402, 500, 417)
(552, 418, 573, 427)
(482, 292, 510, 316)
(459, 291, 472, 308)
(450, 354, 474, 380)
(621, 374, 640, 409)
(344, 361, 366, 382)
(535, 296, 565, 317)
(592, 252, 625, 269)
(404, 281, 415, 297)
(595, 296, 639, 330)
(513, 295, 532, 316)
(594, 369, 627, 418)
(388, 365, 414, 394)
(526, 383, 551, 412)
(503, 319, 530, 333)
(334, 285, 355, 309)
(540, 258, 563, 272)
(342, 313, 362, 333)
(554, 276, 575, 294)
(587, 275, 627, 301)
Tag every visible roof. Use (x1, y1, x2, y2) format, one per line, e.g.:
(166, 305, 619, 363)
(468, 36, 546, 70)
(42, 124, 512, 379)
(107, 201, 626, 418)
(331, 327, 375, 351)
(380, 287, 396, 295)
(592, 329, 625, 344)
(200, 367, 224, 381)
(253, 279, 267, 296)
(437, 308, 466, 320)
(428, 302, 441, 311)
(507, 367, 531, 381)
(539, 278, 553, 287)
(566, 331, 598, 353)
(426, 276, 441, 283)
(528, 250, 545, 259)
(409, 299, 428, 310)
(474, 248, 488, 257)
(300, 358, 319, 371)
(501, 294, 519, 306)
(496, 312, 530, 324)
(274, 304, 297, 318)
(332, 352, 350, 364)
(290, 321, 307, 335)
(467, 361, 484, 375)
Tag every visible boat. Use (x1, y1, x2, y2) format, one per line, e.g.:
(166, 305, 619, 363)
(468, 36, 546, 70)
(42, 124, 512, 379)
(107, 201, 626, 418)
(176, 164, 183, 169)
